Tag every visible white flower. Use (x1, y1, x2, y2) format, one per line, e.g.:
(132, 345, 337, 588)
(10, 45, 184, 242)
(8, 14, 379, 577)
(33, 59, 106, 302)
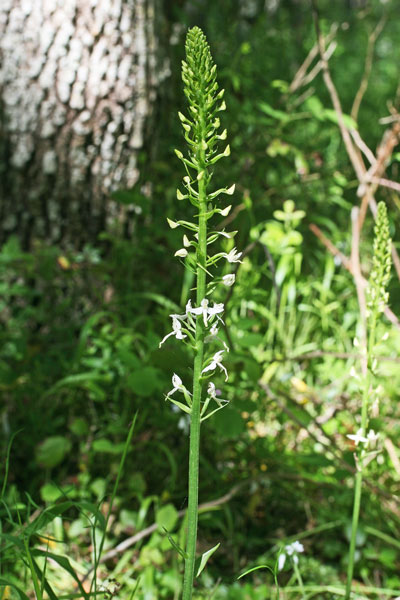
(223, 247, 243, 263)
(278, 541, 304, 571)
(167, 373, 184, 397)
(159, 317, 187, 347)
(202, 350, 228, 381)
(287, 541, 304, 556)
(209, 323, 219, 336)
(207, 381, 228, 407)
(207, 382, 217, 399)
(167, 218, 179, 229)
(186, 299, 225, 326)
(222, 274, 235, 286)
(278, 553, 286, 571)
(347, 428, 368, 446)
(175, 248, 188, 258)
(208, 302, 224, 322)
(366, 429, 379, 446)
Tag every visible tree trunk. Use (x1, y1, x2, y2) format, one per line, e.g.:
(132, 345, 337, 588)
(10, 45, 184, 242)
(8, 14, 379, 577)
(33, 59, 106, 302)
(0, 0, 165, 248)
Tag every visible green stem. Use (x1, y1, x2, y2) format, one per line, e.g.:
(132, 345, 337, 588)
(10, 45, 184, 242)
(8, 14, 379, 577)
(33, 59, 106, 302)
(293, 560, 306, 600)
(345, 316, 376, 600)
(182, 121, 208, 600)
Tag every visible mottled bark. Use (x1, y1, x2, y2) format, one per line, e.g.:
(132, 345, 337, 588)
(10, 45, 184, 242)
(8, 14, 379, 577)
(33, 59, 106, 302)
(0, 0, 166, 248)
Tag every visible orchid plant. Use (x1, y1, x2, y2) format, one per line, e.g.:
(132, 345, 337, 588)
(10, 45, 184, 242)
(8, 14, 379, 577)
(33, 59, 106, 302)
(345, 201, 392, 599)
(160, 27, 239, 599)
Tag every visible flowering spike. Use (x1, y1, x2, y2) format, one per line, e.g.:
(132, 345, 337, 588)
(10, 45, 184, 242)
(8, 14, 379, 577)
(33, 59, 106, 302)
(367, 201, 392, 315)
(160, 28, 239, 598)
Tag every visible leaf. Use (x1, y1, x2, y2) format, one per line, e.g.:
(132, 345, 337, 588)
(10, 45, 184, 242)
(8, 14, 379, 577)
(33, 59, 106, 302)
(167, 398, 192, 414)
(126, 367, 161, 397)
(0, 579, 30, 600)
(162, 527, 188, 559)
(258, 102, 289, 123)
(156, 504, 178, 531)
(237, 564, 274, 579)
(92, 438, 126, 455)
(196, 543, 220, 577)
(31, 550, 90, 598)
(35, 436, 72, 469)
(324, 109, 357, 130)
(212, 407, 245, 438)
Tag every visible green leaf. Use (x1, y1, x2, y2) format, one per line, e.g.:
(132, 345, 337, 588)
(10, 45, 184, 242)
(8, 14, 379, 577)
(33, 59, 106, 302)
(0, 579, 30, 600)
(156, 504, 178, 531)
(167, 398, 192, 414)
(32, 550, 90, 598)
(92, 438, 126, 454)
(238, 564, 274, 579)
(324, 109, 357, 130)
(126, 367, 161, 397)
(35, 436, 72, 469)
(258, 102, 289, 123)
(212, 407, 245, 438)
(69, 417, 89, 436)
(162, 527, 188, 559)
(196, 542, 220, 577)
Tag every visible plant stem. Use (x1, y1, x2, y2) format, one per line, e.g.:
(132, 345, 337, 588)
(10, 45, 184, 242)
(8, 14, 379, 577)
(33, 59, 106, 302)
(182, 114, 208, 600)
(345, 316, 376, 600)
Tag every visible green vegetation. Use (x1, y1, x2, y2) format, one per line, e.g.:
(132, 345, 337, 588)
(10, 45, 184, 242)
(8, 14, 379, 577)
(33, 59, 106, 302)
(2, 1, 400, 598)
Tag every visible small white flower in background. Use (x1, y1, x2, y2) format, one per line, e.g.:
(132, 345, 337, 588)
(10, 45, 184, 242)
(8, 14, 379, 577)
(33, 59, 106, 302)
(202, 350, 228, 381)
(167, 373, 190, 398)
(159, 317, 187, 347)
(209, 323, 219, 336)
(347, 428, 368, 446)
(177, 415, 190, 435)
(366, 429, 379, 447)
(278, 540, 304, 571)
(223, 247, 243, 263)
(222, 273, 235, 286)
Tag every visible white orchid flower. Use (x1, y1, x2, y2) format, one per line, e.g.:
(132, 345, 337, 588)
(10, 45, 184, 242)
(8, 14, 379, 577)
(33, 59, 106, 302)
(202, 350, 228, 381)
(159, 317, 187, 347)
(222, 273, 235, 286)
(167, 373, 185, 397)
(209, 323, 219, 336)
(347, 428, 368, 446)
(207, 381, 228, 407)
(186, 299, 225, 326)
(175, 248, 188, 258)
(366, 429, 379, 446)
(223, 247, 242, 263)
(166, 373, 192, 399)
(278, 540, 304, 571)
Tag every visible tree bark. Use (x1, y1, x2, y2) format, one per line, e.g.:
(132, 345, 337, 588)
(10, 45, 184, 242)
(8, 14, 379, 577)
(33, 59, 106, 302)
(0, 0, 165, 248)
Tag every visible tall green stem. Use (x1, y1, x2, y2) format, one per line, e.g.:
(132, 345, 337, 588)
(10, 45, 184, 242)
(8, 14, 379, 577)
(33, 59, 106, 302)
(345, 322, 375, 600)
(345, 201, 391, 599)
(182, 104, 208, 600)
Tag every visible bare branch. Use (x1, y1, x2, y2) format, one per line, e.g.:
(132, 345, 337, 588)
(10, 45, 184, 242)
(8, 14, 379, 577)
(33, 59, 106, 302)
(351, 16, 386, 123)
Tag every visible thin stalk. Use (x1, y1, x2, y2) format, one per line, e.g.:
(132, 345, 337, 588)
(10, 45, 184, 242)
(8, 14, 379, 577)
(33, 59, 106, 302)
(293, 560, 306, 600)
(345, 321, 375, 600)
(345, 202, 390, 599)
(182, 105, 208, 600)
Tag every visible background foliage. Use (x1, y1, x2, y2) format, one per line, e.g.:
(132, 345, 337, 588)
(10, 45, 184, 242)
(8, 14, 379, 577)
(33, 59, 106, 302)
(2, 0, 400, 597)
